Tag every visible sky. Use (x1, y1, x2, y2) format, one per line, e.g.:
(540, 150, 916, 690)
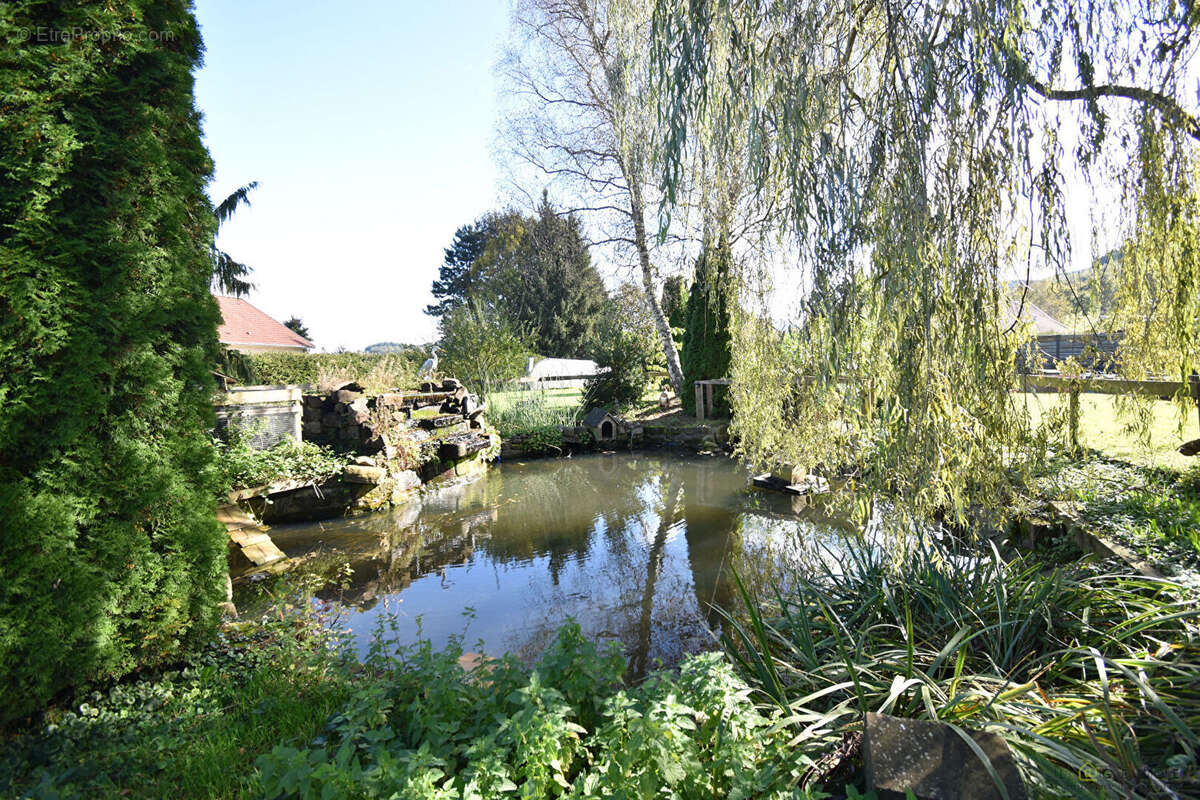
(195, 0, 512, 351)
(194, 1, 1117, 352)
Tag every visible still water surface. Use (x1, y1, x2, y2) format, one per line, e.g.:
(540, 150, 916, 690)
(265, 453, 854, 673)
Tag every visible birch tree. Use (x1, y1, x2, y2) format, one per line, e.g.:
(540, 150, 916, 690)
(500, 0, 687, 394)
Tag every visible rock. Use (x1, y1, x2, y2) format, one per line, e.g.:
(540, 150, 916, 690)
(342, 464, 387, 484)
(321, 412, 338, 428)
(334, 381, 366, 394)
(863, 712, 1026, 800)
(771, 463, 804, 484)
(393, 470, 421, 493)
(353, 455, 376, 466)
(335, 389, 363, 404)
(217, 601, 239, 620)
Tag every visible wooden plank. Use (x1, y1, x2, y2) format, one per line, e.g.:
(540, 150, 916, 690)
(695, 382, 705, 421)
(1019, 373, 1184, 398)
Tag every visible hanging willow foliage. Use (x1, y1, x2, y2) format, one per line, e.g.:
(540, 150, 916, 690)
(646, 0, 1200, 520)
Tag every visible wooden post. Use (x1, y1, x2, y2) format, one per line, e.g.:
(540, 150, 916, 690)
(695, 382, 705, 421)
(1068, 383, 1080, 453)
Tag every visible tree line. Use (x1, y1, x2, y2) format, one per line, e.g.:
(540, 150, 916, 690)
(426, 193, 732, 408)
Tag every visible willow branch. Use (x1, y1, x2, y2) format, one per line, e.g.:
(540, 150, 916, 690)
(1028, 78, 1200, 142)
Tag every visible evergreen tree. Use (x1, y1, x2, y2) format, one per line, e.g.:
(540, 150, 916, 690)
(284, 316, 312, 341)
(510, 195, 608, 358)
(681, 238, 733, 415)
(427, 219, 490, 317)
(661, 275, 688, 330)
(0, 2, 225, 719)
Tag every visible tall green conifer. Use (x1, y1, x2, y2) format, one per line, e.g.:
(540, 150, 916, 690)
(681, 238, 733, 415)
(0, 1, 224, 718)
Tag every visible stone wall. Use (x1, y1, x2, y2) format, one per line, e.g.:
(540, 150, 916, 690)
(240, 380, 497, 523)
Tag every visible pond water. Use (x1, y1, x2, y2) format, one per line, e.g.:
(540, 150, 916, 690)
(259, 453, 857, 674)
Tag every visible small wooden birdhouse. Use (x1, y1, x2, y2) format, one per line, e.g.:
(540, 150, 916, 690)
(582, 407, 622, 442)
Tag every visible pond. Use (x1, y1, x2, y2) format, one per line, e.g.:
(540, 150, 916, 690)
(256, 452, 857, 674)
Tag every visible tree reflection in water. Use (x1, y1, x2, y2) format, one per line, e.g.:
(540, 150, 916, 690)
(260, 453, 854, 675)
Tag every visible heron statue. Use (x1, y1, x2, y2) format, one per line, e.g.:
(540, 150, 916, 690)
(419, 346, 440, 378)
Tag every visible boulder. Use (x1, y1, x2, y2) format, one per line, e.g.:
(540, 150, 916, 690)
(342, 464, 387, 484)
(863, 712, 1026, 800)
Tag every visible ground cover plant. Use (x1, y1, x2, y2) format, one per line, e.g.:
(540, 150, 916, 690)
(214, 431, 350, 493)
(1034, 456, 1200, 579)
(254, 622, 812, 800)
(0, 616, 353, 799)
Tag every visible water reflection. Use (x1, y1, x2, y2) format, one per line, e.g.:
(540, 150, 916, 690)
(260, 453, 856, 674)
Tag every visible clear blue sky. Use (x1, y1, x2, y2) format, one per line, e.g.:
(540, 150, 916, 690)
(195, 0, 511, 351)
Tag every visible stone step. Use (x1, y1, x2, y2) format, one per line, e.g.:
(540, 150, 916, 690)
(227, 527, 273, 547)
(216, 504, 257, 528)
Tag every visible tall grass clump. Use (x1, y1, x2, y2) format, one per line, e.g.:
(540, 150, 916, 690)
(721, 539, 1200, 798)
(487, 386, 581, 439)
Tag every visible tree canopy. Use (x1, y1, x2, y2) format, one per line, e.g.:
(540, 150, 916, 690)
(648, 0, 1200, 519)
(429, 198, 608, 359)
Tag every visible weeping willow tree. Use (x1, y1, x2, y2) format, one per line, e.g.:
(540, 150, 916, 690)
(646, 0, 1200, 519)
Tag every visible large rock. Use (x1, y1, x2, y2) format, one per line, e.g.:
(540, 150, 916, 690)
(342, 464, 387, 484)
(863, 713, 1026, 800)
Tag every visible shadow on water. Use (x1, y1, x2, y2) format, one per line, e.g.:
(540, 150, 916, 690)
(254, 452, 856, 676)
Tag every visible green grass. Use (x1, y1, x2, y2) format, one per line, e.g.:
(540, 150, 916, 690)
(1022, 392, 1199, 472)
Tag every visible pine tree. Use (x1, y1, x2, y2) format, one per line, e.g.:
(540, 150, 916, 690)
(426, 218, 495, 317)
(681, 238, 733, 415)
(0, 2, 225, 719)
(511, 194, 608, 358)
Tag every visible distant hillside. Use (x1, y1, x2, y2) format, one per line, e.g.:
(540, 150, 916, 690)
(1009, 250, 1122, 328)
(365, 341, 423, 355)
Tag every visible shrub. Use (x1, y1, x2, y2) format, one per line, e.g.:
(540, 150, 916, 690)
(0, 2, 226, 721)
(583, 298, 659, 412)
(254, 622, 809, 799)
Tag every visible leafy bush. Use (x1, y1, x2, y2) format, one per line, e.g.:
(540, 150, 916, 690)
(245, 352, 419, 392)
(215, 433, 349, 492)
(583, 304, 659, 412)
(439, 302, 533, 396)
(255, 622, 810, 799)
(0, 2, 227, 721)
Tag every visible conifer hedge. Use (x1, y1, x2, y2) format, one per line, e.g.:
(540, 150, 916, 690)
(0, 2, 225, 721)
(681, 239, 733, 416)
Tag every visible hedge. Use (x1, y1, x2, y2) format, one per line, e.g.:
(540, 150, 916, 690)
(0, 2, 225, 721)
(242, 351, 421, 390)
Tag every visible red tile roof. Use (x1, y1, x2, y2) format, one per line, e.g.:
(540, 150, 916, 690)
(215, 296, 314, 350)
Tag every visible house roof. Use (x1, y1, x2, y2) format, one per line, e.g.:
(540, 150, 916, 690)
(215, 296, 314, 350)
(1004, 298, 1070, 336)
(527, 357, 600, 378)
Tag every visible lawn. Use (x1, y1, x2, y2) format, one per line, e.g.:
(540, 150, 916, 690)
(1022, 391, 1199, 472)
